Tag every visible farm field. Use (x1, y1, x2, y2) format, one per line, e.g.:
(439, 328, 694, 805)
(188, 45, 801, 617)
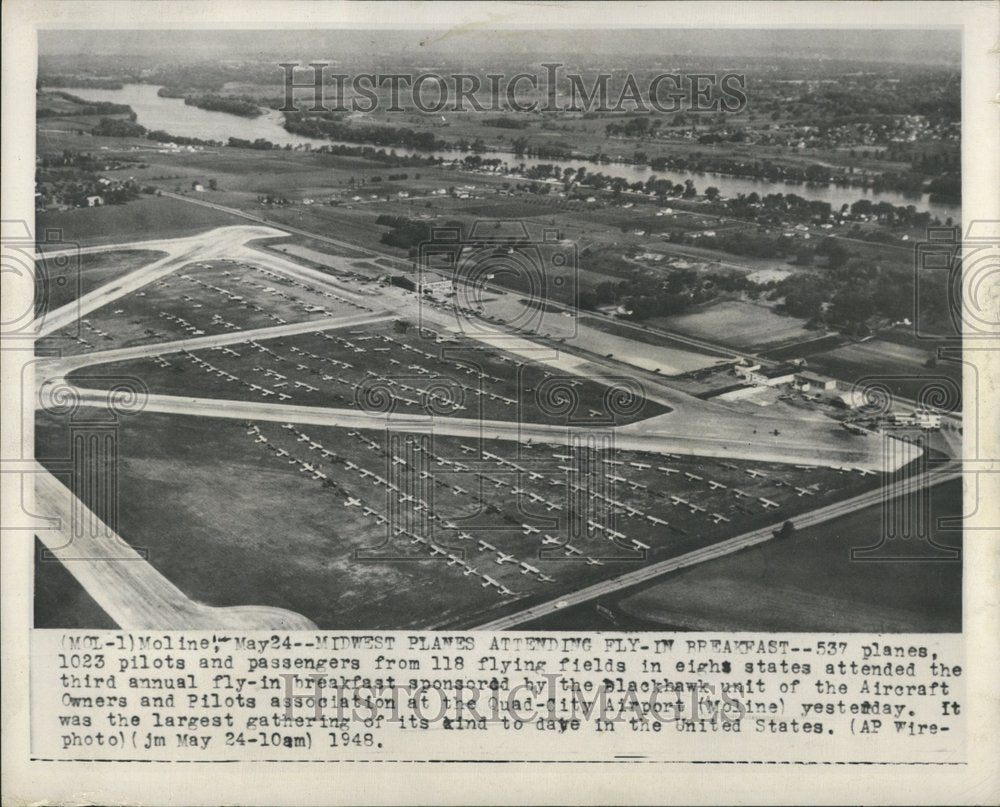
(34, 407, 879, 630)
(656, 299, 816, 351)
(36, 195, 246, 247)
(615, 478, 962, 632)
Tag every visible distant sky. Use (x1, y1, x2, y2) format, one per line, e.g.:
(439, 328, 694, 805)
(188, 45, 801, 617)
(39, 28, 960, 65)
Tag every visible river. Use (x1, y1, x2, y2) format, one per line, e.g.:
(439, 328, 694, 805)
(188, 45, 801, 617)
(60, 83, 960, 220)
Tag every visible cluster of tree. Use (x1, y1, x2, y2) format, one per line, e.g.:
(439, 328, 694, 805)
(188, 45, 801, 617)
(509, 139, 577, 159)
(39, 75, 124, 89)
(37, 149, 141, 172)
(797, 80, 960, 123)
(182, 93, 261, 118)
(461, 155, 504, 170)
(773, 258, 953, 336)
(376, 215, 437, 251)
(91, 117, 220, 147)
(576, 257, 749, 321)
(227, 137, 276, 150)
(926, 174, 960, 203)
(90, 117, 147, 138)
(283, 112, 447, 151)
(38, 91, 133, 118)
(481, 117, 530, 129)
(605, 117, 662, 138)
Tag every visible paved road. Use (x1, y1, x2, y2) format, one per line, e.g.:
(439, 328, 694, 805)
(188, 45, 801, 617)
(472, 466, 961, 630)
(34, 464, 316, 630)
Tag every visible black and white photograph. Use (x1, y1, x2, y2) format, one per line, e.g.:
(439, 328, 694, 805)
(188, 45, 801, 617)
(30, 25, 965, 633)
(2, 1, 997, 804)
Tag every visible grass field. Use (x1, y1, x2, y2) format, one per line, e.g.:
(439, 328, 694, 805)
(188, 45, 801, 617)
(657, 299, 816, 351)
(36, 195, 246, 247)
(36, 249, 165, 316)
(70, 316, 669, 426)
(615, 479, 962, 632)
(33, 538, 118, 629)
(35, 407, 876, 630)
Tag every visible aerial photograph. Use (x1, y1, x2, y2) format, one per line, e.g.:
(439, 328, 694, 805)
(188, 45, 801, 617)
(32, 27, 963, 632)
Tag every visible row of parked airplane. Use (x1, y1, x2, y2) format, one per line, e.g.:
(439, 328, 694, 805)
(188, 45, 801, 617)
(158, 311, 205, 337)
(249, 265, 369, 311)
(246, 423, 331, 481)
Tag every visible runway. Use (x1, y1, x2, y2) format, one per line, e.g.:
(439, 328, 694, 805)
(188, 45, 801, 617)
(38, 384, 917, 471)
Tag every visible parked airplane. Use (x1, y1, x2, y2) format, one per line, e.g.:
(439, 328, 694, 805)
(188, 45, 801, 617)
(478, 540, 496, 552)
(711, 513, 731, 524)
(794, 487, 815, 497)
(495, 553, 516, 565)
(522, 525, 540, 536)
(647, 515, 668, 526)
(585, 557, 604, 566)
(760, 497, 779, 509)
(519, 562, 540, 575)
(658, 466, 679, 475)
(538, 574, 556, 583)
(344, 498, 362, 508)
